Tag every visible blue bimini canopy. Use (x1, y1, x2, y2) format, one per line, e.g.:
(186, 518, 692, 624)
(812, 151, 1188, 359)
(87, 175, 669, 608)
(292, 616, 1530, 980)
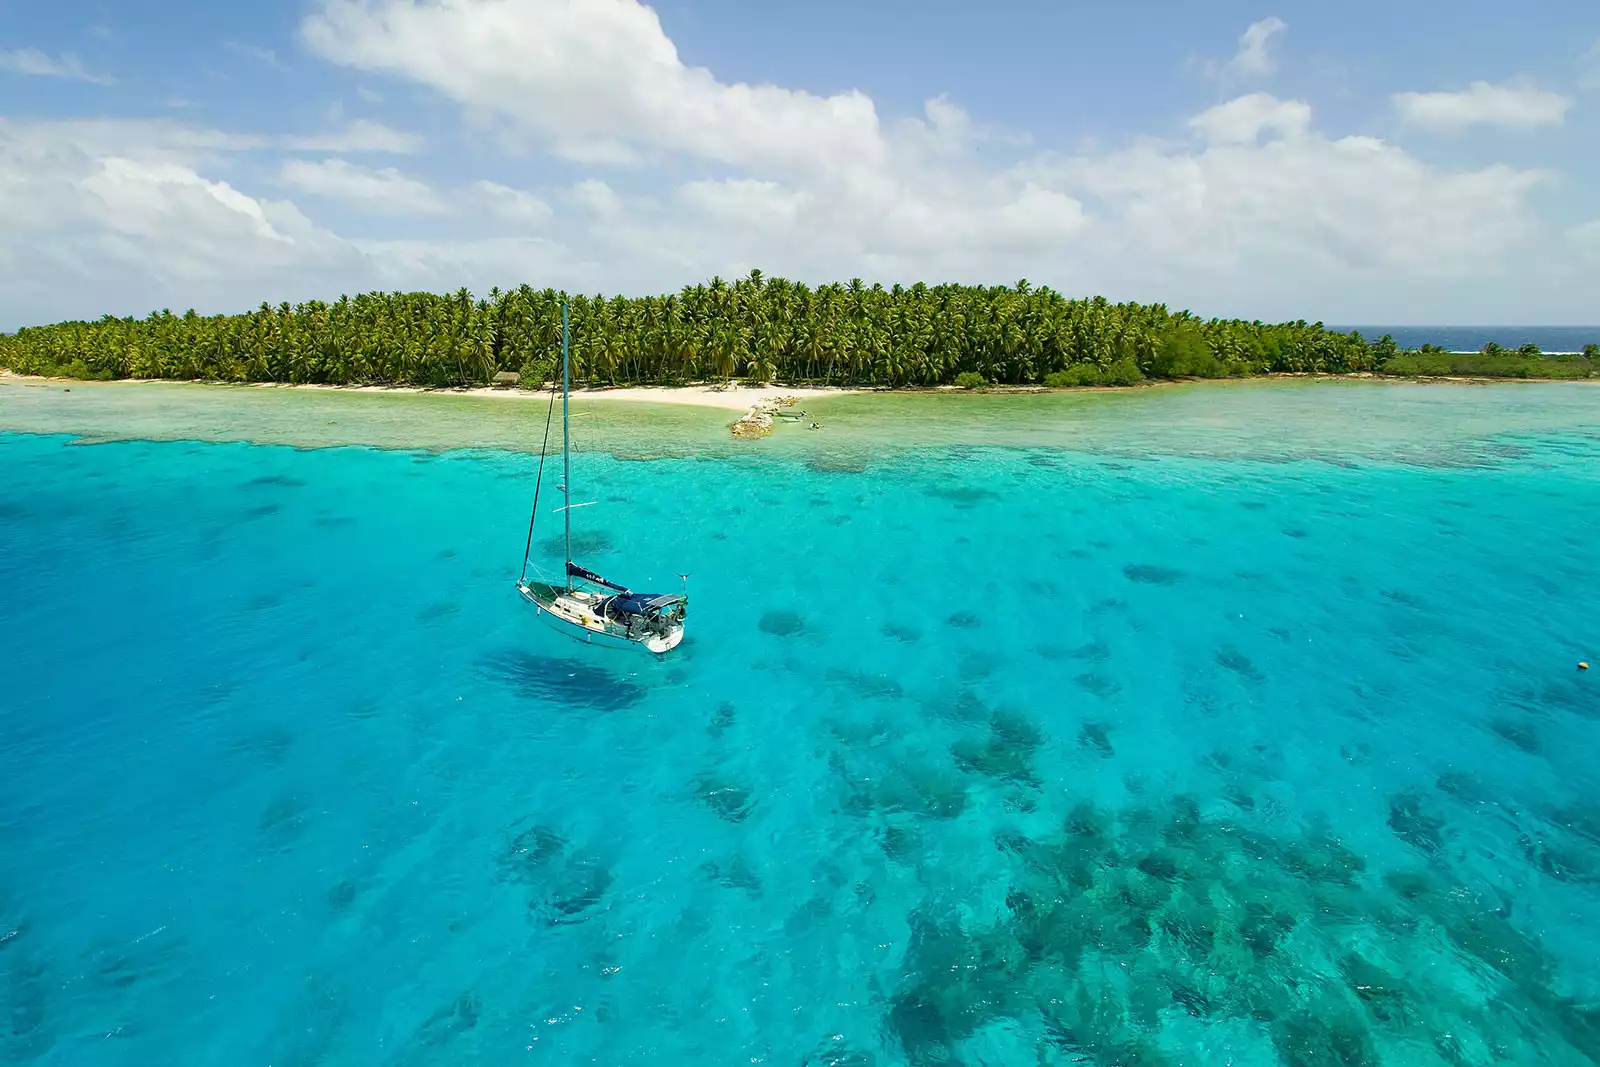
(600, 593, 687, 621)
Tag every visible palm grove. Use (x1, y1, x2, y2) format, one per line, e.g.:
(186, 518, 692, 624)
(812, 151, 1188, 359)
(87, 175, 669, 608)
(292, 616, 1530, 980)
(1, 273, 1594, 386)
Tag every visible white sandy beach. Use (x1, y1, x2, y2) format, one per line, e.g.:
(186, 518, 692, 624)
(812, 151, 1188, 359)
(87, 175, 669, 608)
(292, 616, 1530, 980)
(559, 383, 856, 411)
(0, 372, 858, 411)
(230, 379, 855, 412)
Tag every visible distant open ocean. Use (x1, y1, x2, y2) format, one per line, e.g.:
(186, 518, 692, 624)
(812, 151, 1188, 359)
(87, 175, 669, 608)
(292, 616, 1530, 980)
(1333, 326, 1599, 352)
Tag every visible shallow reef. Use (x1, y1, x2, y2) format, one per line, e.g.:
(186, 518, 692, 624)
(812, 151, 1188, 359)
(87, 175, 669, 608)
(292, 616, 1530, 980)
(759, 609, 806, 636)
(494, 819, 614, 927)
(878, 794, 1600, 1066)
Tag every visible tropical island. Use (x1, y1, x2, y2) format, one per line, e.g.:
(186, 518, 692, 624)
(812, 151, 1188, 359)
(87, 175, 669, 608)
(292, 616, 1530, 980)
(1, 272, 1595, 389)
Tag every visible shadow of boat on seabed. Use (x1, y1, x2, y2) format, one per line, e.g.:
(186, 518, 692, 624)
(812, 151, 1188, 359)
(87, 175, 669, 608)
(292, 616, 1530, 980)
(477, 648, 645, 712)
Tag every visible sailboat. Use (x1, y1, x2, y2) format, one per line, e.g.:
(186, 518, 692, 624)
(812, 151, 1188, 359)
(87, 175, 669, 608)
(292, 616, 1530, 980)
(515, 300, 688, 655)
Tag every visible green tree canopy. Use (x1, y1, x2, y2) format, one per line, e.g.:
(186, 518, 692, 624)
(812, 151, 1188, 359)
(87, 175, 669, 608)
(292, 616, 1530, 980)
(1, 273, 1593, 387)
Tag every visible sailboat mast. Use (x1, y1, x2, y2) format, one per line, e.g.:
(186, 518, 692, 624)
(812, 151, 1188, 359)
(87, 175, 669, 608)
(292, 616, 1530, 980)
(561, 299, 573, 590)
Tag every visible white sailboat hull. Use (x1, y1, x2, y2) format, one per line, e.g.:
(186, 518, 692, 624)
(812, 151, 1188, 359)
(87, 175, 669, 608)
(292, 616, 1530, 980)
(518, 581, 685, 655)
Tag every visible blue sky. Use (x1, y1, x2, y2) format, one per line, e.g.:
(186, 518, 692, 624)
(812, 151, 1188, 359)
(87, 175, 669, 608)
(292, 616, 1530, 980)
(3, 0, 1597, 327)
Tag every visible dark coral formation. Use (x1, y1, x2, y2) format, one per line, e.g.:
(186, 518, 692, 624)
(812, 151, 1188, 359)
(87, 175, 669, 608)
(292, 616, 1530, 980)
(882, 621, 923, 643)
(1215, 647, 1264, 682)
(538, 529, 613, 556)
(695, 776, 757, 823)
(950, 709, 1045, 788)
(826, 669, 905, 701)
(759, 610, 805, 636)
(879, 796, 1600, 1065)
(495, 819, 613, 927)
(1077, 721, 1115, 757)
(1489, 716, 1541, 755)
(1123, 564, 1184, 585)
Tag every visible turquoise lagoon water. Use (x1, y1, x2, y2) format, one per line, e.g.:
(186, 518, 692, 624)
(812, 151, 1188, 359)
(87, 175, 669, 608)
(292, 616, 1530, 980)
(2, 381, 1599, 1066)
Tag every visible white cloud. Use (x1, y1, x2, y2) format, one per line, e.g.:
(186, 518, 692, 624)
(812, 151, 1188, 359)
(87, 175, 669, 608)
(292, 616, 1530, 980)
(1189, 92, 1311, 144)
(82, 159, 294, 247)
(0, 47, 115, 85)
(0, 6, 1593, 329)
(476, 180, 552, 226)
(571, 179, 624, 222)
(2, 117, 420, 161)
(279, 119, 422, 153)
(551, 138, 642, 167)
(677, 179, 809, 231)
(301, 0, 885, 177)
(0, 120, 364, 325)
(1393, 82, 1571, 131)
(280, 159, 444, 214)
(1229, 17, 1287, 78)
(294, 1, 1096, 280)
(1041, 121, 1550, 285)
(0, 119, 581, 326)
(356, 235, 571, 292)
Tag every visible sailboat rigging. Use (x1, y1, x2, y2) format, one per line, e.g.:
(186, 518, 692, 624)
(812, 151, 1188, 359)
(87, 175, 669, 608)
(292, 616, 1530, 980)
(515, 300, 688, 655)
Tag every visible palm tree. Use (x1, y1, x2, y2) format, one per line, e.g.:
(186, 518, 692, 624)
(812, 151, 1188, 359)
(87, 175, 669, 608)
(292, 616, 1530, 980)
(0, 270, 1416, 389)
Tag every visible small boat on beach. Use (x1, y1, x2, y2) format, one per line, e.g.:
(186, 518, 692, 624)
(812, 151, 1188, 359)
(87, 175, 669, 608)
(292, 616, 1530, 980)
(514, 302, 687, 655)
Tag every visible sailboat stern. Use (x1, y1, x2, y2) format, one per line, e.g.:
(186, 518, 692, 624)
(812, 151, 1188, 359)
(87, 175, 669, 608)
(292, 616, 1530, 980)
(643, 624, 685, 655)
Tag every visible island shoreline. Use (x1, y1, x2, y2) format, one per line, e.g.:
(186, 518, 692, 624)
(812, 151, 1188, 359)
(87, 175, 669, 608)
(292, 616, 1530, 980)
(2, 370, 1592, 415)
(4, 369, 1595, 461)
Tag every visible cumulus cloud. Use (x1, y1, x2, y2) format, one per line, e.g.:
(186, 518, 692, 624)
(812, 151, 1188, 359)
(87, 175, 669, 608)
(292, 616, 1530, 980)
(0, 4, 1591, 327)
(4, 117, 421, 161)
(1188, 93, 1311, 144)
(355, 235, 571, 292)
(1393, 82, 1571, 131)
(300, 0, 886, 176)
(0, 47, 115, 85)
(0, 120, 365, 325)
(1041, 125, 1549, 283)
(1229, 17, 1287, 78)
(80, 159, 296, 249)
(571, 179, 625, 222)
(280, 119, 422, 153)
(677, 179, 810, 231)
(280, 158, 445, 214)
(476, 180, 552, 226)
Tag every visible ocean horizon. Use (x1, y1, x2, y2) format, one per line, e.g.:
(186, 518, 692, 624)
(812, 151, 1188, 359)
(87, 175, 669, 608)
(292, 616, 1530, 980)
(3, 379, 1598, 1066)
(1330, 325, 1599, 352)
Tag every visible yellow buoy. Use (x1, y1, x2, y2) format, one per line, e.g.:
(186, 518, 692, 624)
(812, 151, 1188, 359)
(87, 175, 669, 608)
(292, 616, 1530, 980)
(1581, 662, 1591, 671)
